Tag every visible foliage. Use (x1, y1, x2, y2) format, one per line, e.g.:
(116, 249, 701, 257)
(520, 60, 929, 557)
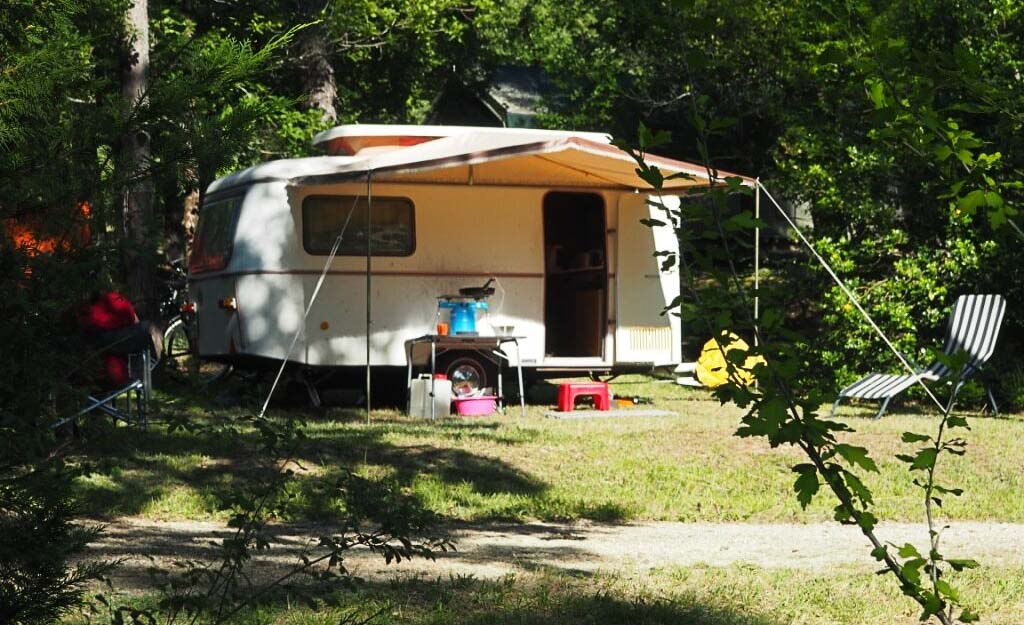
(0, 242, 114, 625)
(467, 0, 1024, 396)
(159, 0, 470, 153)
(86, 409, 450, 625)
(630, 138, 980, 623)
(805, 3, 1017, 394)
(0, 3, 332, 624)
(0, 3, 119, 621)
(622, 23, 999, 611)
(0, 464, 110, 625)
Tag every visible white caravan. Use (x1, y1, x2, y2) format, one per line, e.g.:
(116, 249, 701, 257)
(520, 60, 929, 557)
(188, 125, 749, 390)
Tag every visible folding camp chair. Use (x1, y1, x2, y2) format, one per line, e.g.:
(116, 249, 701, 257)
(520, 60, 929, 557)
(75, 349, 154, 427)
(53, 323, 162, 431)
(831, 294, 1006, 419)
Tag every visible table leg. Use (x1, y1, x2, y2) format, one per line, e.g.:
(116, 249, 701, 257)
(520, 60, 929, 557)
(406, 343, 413, 415)
(515, 340, 526, 417)
(430, 340, 436, 420)
(497, 362, 504, 414)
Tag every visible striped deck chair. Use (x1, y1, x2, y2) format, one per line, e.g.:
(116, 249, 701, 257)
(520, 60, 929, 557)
(831, 294, 1006, 419)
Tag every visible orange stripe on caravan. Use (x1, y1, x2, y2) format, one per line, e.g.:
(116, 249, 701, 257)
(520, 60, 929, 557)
(189, 269, 586, 282)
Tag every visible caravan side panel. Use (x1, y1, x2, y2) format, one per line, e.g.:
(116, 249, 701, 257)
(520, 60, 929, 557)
(294, 183, 550, 367)
(614, 194, 681, 365)
(193, 181, 307, 363)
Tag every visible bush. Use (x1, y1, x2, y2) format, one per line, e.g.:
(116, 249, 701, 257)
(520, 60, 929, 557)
(0, 241, 112, 624)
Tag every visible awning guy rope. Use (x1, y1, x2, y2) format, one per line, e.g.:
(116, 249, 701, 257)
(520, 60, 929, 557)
(257, 194, 360, 420)
(756, 181, 948, 414)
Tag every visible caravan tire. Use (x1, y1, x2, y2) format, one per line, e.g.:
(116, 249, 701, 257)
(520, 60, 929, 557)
(437, 353, 494, 397)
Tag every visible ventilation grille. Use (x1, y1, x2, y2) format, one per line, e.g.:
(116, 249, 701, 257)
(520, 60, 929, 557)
(624, 326, 672, 356)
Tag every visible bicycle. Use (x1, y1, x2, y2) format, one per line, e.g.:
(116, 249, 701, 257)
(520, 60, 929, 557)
(157, 259, 232, 385)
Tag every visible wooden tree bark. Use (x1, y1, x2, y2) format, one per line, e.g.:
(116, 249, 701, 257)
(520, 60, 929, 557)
(121, 0, 155, 315)
(297, 0, 338, 122)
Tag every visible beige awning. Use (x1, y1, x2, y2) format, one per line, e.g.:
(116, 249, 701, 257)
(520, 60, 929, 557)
(294, 127, 752, 190)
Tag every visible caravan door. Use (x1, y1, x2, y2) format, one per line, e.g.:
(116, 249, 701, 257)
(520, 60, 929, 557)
(614, 194, 681, 366)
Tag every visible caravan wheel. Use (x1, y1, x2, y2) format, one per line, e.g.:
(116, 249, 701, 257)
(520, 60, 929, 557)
(439, 354, 492, 397)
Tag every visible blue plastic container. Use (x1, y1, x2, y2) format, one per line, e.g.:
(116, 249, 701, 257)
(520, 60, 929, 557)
(440, 300, 488, 334)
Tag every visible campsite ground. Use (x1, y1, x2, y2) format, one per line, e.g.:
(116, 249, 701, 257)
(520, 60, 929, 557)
(68, 375, 1024, 624)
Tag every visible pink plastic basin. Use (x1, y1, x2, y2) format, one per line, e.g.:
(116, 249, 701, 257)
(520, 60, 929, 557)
(453, 396, 497, 416)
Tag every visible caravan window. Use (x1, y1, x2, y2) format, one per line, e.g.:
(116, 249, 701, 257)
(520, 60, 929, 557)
(190, 196, 241, 273)
(303, 195, 415, 256)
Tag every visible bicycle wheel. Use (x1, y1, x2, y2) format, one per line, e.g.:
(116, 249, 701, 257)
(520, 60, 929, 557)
(160, 317, 233, 385)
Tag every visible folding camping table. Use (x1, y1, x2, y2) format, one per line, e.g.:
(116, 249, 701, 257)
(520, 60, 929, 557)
(404, 334, 527, 419)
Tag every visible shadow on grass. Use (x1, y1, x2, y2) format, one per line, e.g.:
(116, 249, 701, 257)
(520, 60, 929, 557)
(69, 391, 627, 525)
(81, 575, 782, 625)
(217, 574, 780, 625)
(87, 569, 779, 625)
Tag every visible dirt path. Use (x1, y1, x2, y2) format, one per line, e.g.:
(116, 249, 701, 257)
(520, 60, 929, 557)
(88, 517, 1024, 590)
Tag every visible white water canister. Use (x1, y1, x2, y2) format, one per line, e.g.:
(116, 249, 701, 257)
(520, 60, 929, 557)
(409, 374, 452, 417)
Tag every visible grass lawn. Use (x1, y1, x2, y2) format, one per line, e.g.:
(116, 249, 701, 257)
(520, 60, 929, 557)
(65, 375, 1024, 625)
(70, 375, 1024, 525)
(71, 564, 1024, 625)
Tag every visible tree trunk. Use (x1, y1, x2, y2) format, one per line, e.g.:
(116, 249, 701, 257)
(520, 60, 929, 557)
(181, 187, 200, 258)
(120, 0, 155, 316)
(297, 0, 337, 122)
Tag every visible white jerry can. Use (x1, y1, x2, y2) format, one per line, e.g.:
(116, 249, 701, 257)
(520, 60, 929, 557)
(409, 374, 453, 418)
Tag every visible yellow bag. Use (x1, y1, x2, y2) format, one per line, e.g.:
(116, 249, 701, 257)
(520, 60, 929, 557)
(695, 332, 765, 388)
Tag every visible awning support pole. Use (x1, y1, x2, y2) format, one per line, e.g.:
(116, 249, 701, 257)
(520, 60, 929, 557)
(366, 172, 373, 422)
(754, 178, 760, 347)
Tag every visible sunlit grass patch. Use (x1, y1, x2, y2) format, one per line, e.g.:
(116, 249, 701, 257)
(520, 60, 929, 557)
(139, 484, 222, 520)
(71, 375, 1024, 524)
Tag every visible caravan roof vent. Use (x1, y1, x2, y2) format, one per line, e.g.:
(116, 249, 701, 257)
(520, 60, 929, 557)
(312, 124, 452, 156)
(310, 124, 614, 157)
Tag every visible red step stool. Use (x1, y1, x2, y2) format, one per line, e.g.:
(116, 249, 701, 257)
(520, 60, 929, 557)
(557, 382, 611, 412)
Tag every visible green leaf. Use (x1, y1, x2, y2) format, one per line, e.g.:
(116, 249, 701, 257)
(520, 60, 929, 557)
(959, 607, 981, 622)
(936, 579, 960, 603)
(946, 415, 970, 429)
(792, 464, 819, 509)
(901, 557, 926, 585)
(870, 545, 888, 561)
(834, 443, 879, 472)
(947, 558, 980, 572)
(638, 165, 665, 189)
(858, 511, 878, 532)
(833, 504, 853, 524)
(910, 448, 938, 471)
(988, 199, 1011, 229)
(901, 432, 931, 443)
(637, 122, 671, 149)
(958, 189, 986, 214)
(920, 590, 943, 618)
(897, 542, 922, 559)
(865, 78, 887, 109)
(843, 470, 874, 505)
